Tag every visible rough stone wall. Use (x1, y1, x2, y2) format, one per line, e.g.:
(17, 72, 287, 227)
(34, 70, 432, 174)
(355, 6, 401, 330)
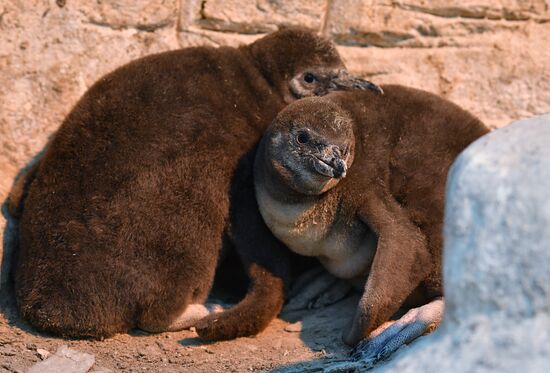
(1, 0, 550, 200)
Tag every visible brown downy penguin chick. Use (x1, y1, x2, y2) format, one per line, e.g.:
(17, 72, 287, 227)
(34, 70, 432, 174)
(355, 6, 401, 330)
(13, 28, 383, 340)
(254, 85, 489, 364)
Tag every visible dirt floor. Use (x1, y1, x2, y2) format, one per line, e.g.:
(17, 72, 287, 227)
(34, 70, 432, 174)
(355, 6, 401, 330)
(0, 283, 366, 373)
(0, 201, 409, 373)
(0, 206, 368, 372)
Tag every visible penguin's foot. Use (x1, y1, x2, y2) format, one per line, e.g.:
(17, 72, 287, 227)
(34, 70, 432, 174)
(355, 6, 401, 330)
(349, 298, 444, 369)
(283, 267, 352, 312)
(271, 300, 443, 373)
(138, 303, 226, 333)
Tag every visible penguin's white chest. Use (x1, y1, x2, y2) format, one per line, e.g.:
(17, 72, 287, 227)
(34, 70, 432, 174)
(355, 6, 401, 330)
(256, 187, 377, 279)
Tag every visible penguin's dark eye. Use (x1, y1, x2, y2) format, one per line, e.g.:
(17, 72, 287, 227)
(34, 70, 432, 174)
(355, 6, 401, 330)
(296, 131, 310, 144)
(303, 73, 317, 84)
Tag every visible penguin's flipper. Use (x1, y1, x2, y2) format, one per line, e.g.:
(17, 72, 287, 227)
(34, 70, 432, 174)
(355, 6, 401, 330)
(344, 191, 432, 346)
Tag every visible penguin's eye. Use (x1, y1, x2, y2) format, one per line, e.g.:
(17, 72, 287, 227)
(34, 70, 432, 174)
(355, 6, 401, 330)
(296, 131, 310, 144)
(303, 73, 317, 84)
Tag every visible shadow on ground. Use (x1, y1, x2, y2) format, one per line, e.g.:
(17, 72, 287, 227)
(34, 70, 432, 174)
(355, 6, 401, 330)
(266, 293, 361, 372)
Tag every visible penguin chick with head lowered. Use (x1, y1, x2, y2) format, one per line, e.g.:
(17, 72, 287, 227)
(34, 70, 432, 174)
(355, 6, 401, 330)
(13, 28, 383, 340)
(254, 85, 489, 365)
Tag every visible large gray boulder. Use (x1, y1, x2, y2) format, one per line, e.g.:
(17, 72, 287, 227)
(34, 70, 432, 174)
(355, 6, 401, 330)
(378, 113, 550, 372)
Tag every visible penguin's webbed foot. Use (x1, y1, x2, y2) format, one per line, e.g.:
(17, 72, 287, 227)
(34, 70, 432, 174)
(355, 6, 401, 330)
(349, 298, 444, 368)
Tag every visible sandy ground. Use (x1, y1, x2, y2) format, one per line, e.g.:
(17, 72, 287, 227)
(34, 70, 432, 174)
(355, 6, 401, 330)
(0, 282, 362, 373)
(0, 195, 403, 373)
(0, 208, 362, 373)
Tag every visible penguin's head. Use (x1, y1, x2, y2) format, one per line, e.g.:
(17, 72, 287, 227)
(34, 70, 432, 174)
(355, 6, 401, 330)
(247, 28, 383, 103)
(288, 68, 383, 101)
(261, 96, 355, 195)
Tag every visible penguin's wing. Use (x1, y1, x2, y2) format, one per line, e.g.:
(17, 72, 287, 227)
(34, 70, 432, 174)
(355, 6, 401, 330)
(344, 191, 431, 346)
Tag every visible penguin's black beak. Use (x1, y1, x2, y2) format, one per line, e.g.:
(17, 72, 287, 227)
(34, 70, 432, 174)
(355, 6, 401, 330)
(329, 70, 384, 95)
(312, 146, 347, 179)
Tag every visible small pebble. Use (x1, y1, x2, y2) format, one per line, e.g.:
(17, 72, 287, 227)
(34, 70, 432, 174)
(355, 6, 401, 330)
(284, 322, 302, 333)
(36, 348, 50, 360)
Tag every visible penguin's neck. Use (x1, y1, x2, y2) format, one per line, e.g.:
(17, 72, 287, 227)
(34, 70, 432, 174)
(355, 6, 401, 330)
(254, 140, 345, 255)
(254, 142, 330, 256)
(254, 141, 377, 279)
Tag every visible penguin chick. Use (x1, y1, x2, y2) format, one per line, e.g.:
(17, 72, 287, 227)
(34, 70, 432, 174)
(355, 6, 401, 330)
(254, 86, 489, 362)
(13, 28, 382, 340)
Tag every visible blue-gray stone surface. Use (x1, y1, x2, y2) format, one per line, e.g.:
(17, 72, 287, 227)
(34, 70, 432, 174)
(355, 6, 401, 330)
(378, 113, 550, 372)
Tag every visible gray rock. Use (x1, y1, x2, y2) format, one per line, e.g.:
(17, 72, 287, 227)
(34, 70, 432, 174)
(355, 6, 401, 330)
(27, 344, 95, 373)
(377, 113, 550, 372)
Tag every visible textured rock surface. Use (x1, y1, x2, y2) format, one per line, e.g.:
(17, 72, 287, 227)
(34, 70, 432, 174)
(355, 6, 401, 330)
(376, 114, 550, 372)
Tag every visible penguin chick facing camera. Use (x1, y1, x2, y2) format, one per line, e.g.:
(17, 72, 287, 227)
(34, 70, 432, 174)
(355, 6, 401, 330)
(254, 85, 489, 365)
(11, 28, 382, 341)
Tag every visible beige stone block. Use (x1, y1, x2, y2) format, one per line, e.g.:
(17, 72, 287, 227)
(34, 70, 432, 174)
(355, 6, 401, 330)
(338, 22, 550, 129)
(396, 0, 550, 20)
(0, 0, 179, 176)
(325, 0, 550, 47)
(79, 0, 178, 31)
(178, 27, 262, 48)
(196, 0, 327, 33)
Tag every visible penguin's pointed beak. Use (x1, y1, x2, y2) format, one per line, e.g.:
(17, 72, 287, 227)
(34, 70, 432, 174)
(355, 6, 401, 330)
(312, 146, 347, 179)
(329, 70, 384, 95)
